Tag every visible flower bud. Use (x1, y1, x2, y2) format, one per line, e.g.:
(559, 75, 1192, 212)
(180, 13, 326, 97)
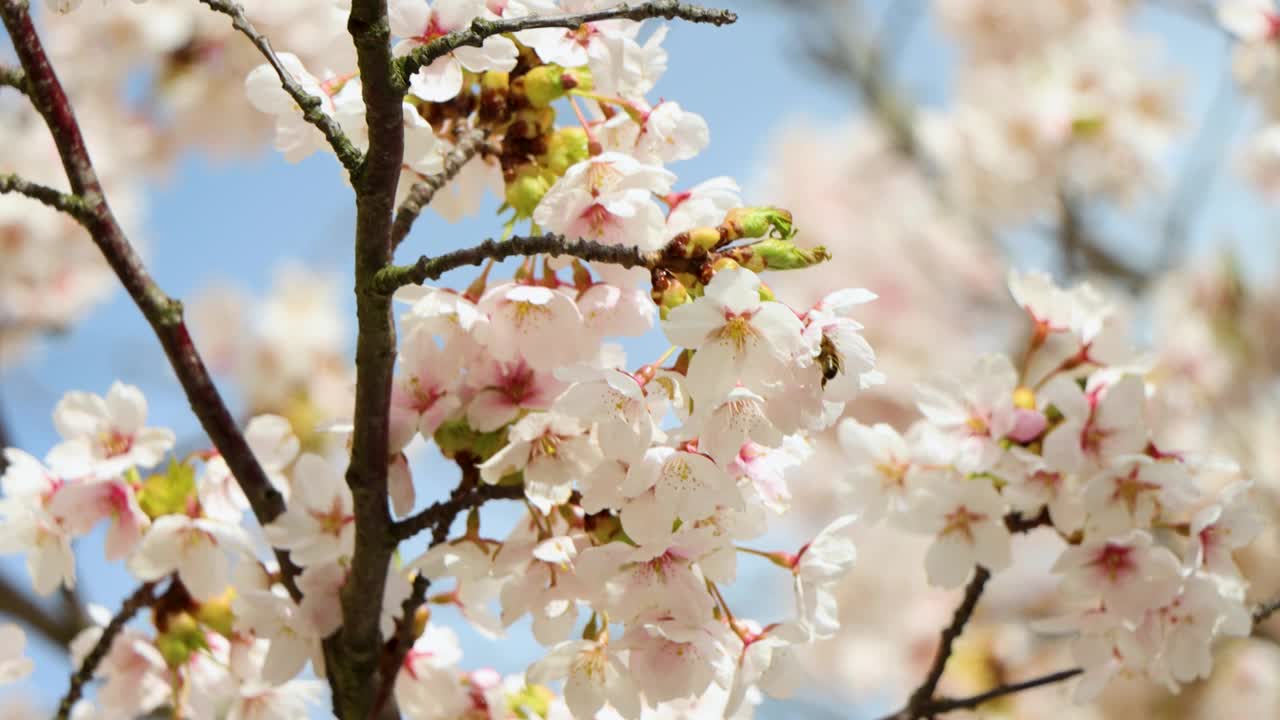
(665, 225, 724, 258)
(726, 239, 831, 271)
(650, 270, 690, 318)
(504, 164, 553, 219)
(721, 206, 795, 242)
(540, 127, 589, 176)
(195, 587, 237, 637)
(156, 612, 206, 668)
(523, 65, 593, 107)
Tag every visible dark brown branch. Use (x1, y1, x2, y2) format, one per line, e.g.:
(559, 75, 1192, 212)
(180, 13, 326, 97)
(900, 566, 991, 715)
(1004, 506, 1052, 534)
(0, 573, 85, 648)
(0, 0, 300, 600)
(0, 173, 93, 221)
(195, 0, 362, 173)
(0, 63, 25, 94)
(395, 0, 736, 95)
(376, 232, 666, 292)
(54, 582, 157, 720)
(392, 478, 524, 541)
(334, 0, 405, 717)
(390, 130, 487, 251)
(883, 668, 1085, 719)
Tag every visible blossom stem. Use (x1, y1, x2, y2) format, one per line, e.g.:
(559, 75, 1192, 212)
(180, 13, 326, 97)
(391, 129, 489, 251)
(0, 0, 301, 599)
(55, 581, 159, 720)
(393, 0, 738, 96)
(194, 0, 363, 174)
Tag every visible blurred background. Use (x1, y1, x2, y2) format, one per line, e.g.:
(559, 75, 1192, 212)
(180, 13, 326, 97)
(4, 0, 1280, 717)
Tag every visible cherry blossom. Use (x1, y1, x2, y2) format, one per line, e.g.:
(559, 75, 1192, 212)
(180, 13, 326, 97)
(47, 382, 176, 477)
(662, 267, 807, 408)
(263, 453, 355, 567)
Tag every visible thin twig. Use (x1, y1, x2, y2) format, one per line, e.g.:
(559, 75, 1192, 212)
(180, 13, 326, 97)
(376, 232, 669, 292)
(55, 582, 157, 720)
(194, 0, 363, 174)
(898, 668, 1085, 718)
(0, 173, 93, 221)
(0, 63, 24, 94)
(1254, 596, 1280, 625)
(0, 0, 300, 600)
(395, 0, 736, 94)
(905, 566, 991, 713)
(392, 479, 524, 541)
(391, 130, 487, 251)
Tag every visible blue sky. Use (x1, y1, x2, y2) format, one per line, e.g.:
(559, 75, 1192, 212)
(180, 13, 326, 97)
(2, 0, 1274, 715)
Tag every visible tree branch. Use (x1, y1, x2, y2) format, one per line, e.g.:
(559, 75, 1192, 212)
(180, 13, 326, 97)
(375, 232, 668, 292)
(54, 581, 158, 720)
(392, 478, 524, 541)
(0, 0, 301, 600)
(1254, 596, 1280, 625)
(885, 668, 1085, 719)
(900, 566, 991, 716)
(395, 0, 737, 94)
(194, 0, 363, 174)
(390, 130, 487, 252)
(0, 63, 25, 94)
(334, 0, 406, 716)
(0, 173, 93, 221)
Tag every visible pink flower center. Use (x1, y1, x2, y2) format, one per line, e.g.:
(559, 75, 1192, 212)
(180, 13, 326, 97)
(1087, 543, 1136, 583)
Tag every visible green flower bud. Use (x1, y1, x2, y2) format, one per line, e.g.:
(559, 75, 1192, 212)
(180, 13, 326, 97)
(195, 588, 237, 638)
(522, 65, 594, 107)
(749, 239, 831, 270)
(721, 206, 795, 242)
(156, 612, 206, 668)
(504, 165, 553, 219)
(541, 127, 589, 176)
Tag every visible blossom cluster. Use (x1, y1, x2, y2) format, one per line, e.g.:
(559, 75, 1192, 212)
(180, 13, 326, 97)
(839, 270, 1263, 700)
(0, 0, 886, 717)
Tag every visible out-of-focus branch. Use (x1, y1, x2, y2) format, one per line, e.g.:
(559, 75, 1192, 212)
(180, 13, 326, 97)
(377, 233, 673, 292)
(0, 0, 301, 600)
(55, 581, 158, 720)
(0, 63, 24, 94)
(0, 574, 85, 648)
(886, 668, 1085, 719)
(391, 130, 488, 251)
(395, 0, 737, 95)
(1255, 596, 1280, 624)
(195, 0, 363, 174)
